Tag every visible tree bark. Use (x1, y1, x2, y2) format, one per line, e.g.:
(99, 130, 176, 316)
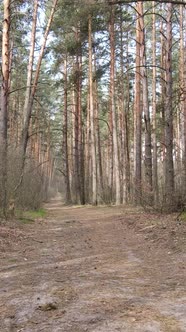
(109, 4, 121, 205)
(140, 2, 153, 202)
(164, 2, 174, 209)
(119, 6, 130, 204)
(0, 0, 10, 216)
(180, 5, 186, 200)
(93, 54, 104, 201)
(78, 49, 85, 205)
(85, 89, 91, 202)
(88, 15, 97, 205)
(160, 10, 166, 175)
(63, 55, 72, 204)
(152, 1, 158, 204)
(134, 1, 142, 204)
(23, 0, 38, 125)
(73, 27, 85, 205)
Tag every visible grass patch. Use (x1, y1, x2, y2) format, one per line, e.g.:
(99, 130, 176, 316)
(16, 208, 46, 223)
(19, 217, 35, 224)
(180, 211, 186, 221)
(24, 208, 46, 219)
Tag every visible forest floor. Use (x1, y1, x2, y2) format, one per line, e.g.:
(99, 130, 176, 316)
(0, 196, 186, 332)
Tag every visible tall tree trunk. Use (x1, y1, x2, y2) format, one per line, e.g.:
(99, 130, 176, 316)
(180, 5, 186, 200)
(109, 4, 121, 205)
(63, 55, 72, 204)
(71, 88, 78, 202)
(73, 27, 85, 204)
(74, 58, 80, 203)
(0, 0, 10, 216)
(160, 8, 166, 184)
(85, 90, 91, 202)
(96, 112, 104, 201)
(152, 1, 158, 204)
(8, 39, 13, 91)
(119, 5, 130, 204)
(164, 3, 174, 210)
(140, 2, 153, 202)
(88, 15, 97, 205)
(134, 1, 142, 204)
(23, 0, 38, 124)
(78, 49, 85, 205)
(93, 54, 104, 201)
(34, 102, 40, 162)
(125, 31, 131, 202)
(108, 103, 113, 201)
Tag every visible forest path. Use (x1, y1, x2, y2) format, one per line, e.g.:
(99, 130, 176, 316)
(0, 196, 186, 332)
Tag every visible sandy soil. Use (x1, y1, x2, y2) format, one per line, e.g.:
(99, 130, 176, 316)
(0, 197, 186, 332)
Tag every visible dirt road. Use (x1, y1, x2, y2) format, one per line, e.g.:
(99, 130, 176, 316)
(0, 197, 186, 331)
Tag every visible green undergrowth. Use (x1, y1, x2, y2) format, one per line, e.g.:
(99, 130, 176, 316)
(179, 211, 186, 221)
(24, 208, 46, 219)
(16, 208, 46, 224)
(18, 217, 35, 224)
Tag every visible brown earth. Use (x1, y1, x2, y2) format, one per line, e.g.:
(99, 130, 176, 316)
(0, 196, 186, 332)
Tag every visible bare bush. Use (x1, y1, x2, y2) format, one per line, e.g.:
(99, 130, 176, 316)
(0, 148, 52, 213)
